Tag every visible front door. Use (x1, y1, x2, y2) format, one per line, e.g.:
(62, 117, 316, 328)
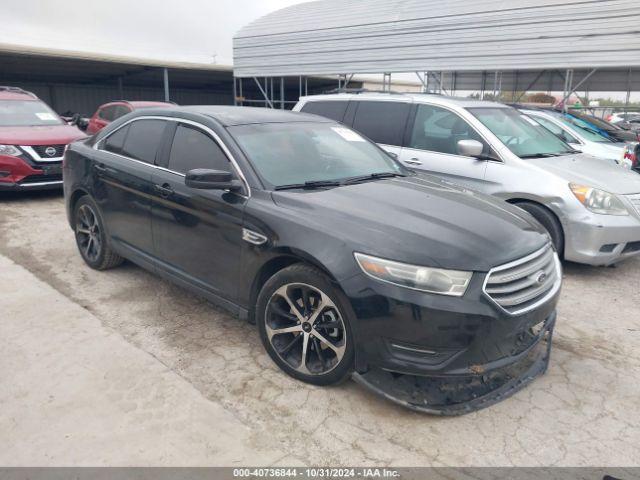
(398, 104, 491, 191)
(151, 122, 246, 301)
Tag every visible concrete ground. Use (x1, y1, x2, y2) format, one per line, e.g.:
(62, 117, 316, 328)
(0, 191, 639, 467)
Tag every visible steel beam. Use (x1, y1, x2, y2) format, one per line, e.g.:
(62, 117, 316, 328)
(253, 77, 274, 108)
(163, 68, 170, 102)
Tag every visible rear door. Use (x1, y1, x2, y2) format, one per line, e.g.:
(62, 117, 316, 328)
(151, 121, 246, 301)
(93, 118, 169, 265)
(398, 103, 490, 189)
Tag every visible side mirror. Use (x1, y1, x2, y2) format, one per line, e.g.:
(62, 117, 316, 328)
(457, 139, 484, 158)
(185, 169, 242, 191)
(387, 151, 398, 159)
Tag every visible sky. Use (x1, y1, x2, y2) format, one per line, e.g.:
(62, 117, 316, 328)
(0, 0, 309, 66)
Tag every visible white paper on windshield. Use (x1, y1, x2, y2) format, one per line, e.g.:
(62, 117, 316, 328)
(332, 127, 365, 142)
(35, 112, 56, 121)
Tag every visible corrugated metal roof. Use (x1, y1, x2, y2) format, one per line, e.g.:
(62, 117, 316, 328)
(233, 0, 640, 77)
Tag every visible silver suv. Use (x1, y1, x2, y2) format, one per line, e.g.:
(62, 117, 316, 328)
(294, 93, 640, 266)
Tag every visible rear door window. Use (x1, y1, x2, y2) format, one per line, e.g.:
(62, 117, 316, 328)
(113, 105, 132, 120)
(300, 101, 349, 122)
(120, 119, 167, 164)
(352, 101, 410, 146)
(98, 105, 118, 121)
(168, 124, 231, 174)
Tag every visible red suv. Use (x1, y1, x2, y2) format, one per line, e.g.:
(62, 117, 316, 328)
(0, 87, 86, 191)
(86, 100, 175, 134)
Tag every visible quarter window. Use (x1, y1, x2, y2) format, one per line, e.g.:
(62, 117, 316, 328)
(113, 105, 132, 120)
(168, 124, 231, 174)
(120, 119, 166, 164)
(300, 101, 349, 122)
(102, 124, 130, 154)
(352, 101, 411, 146)
(409, 104, 487, 156)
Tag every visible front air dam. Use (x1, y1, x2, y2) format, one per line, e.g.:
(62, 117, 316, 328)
(352, 315, 555, 415)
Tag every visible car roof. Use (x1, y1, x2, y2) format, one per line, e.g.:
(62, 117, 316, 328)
(128, 101, 175, 108)
(0, 86, 39, 101)
(180, 105, 333, 126)
(299, 92, 509, 109)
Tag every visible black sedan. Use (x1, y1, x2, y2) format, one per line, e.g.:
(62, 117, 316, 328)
(63, 106, 561, 414)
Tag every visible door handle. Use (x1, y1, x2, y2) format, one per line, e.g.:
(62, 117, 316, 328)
(154, 183, 174, 198)
(405, 158, 423, 166)
(94, 163, 107, 173)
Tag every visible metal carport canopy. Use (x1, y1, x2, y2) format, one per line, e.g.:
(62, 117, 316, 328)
(233, 0, 640, 90)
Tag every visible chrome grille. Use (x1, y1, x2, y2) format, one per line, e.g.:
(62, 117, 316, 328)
(484, 245, 561, 315)
(31, 144, 66, 158)
(626, 193, 640, 216)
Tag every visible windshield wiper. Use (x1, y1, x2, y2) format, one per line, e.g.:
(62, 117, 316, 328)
(274, 179, 344, 191)
(519, 153, 563, 159)
(342, 172, 406, 185)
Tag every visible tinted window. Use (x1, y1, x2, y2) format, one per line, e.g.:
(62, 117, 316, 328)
(98, 106, 118, 121)
(168, 124, 230, 174)
(102, 124, 130, 154)
(113, 105, 132, 120)
(352, 101, 410, 146)
(409, 104, 487, 155)
(300, 101, 348, 122)
(120, 119, 166, 164)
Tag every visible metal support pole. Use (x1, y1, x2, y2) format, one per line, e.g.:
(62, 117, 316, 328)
(512, 71, 518, 102)
(163, 68, 170, 102)
(514, 70, 546, 103)
(480, 71, 486, 100)
(415, 72, 428, 93)
(253, 77, 273, 108)
(299, 76, 302, 100)
(305, 77, 308, 96)
(280, 77, 285, 110)
(233, 77, 237, 106)
(239, 78, 243, 106)
(270, 78, 274, 108)
(625, 68, 632, 116)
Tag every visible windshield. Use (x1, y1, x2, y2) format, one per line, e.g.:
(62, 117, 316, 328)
(468, 107, 574, 158)
(559, 115, 613, 143)
(0, 100, 63, 127)
(228, 122, 406, 188)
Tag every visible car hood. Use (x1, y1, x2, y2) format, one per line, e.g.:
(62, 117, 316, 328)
(0, 124, 86, 145)
(271, 175, 549, 272)
(583, 142, 624, 160)
(527, 153, 640, 194)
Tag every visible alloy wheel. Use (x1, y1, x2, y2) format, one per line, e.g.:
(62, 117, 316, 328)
(265, 283, 347, 375)
(76, 204, 102, 263)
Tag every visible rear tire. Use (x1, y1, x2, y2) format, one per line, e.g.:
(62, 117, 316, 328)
(514, 201, 564, 257)
(73, 195, 123, 270)
(256, 264, 355, 386)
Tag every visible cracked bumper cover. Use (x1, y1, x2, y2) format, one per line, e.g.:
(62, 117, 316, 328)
(353, 313, 555, 415)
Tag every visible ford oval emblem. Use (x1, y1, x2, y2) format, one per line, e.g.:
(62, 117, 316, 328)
(45, 146, 57, 157)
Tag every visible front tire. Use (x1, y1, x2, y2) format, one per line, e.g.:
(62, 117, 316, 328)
(256, 264, 355, 386)
(514, 201, 564, 257)
(73, 195, 123, 270)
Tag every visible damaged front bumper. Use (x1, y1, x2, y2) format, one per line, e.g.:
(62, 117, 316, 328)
(352, 313, 555, 415)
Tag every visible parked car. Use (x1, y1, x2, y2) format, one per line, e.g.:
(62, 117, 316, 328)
(294, 93, 640, 266)
(86, 100, 175, 134)
(64, 105, 560, 414)
(518, 108, 633, 169)
(567, 110, 640, 143)
(0, 86, 86, 191)
(607, 112, 640, 125)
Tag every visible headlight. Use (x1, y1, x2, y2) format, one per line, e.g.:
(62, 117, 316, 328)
(0, 145, 22, 157)
(569, 183, 629, 215)
(354, 252, 472, 296)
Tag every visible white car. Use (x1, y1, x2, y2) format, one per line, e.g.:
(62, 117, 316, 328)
(608, 112, 640, 125)
(520, 109, 633, 169)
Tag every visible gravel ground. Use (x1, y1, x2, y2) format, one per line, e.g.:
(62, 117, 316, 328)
(1, 190, 639, 467)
